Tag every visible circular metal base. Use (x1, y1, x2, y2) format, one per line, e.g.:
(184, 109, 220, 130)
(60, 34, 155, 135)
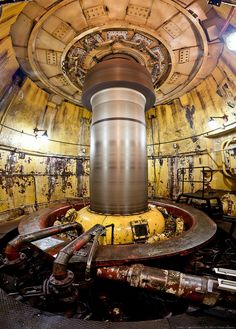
(18, 200, 217, 265)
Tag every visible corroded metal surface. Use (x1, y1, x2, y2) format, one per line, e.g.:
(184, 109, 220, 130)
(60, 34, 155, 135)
(97, 264, 219, 305)
(18, 202, 87, 256)
(5, 222, 82, 261)
(53, 224, 104, 280)
(18, 200, 217, 265)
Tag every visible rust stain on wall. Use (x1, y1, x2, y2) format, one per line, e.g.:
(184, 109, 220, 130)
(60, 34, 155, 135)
(184, 105, 195, 129)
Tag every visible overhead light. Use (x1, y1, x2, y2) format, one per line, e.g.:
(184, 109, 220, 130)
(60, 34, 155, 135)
(225, 32, 236, 51)
(33, 127, 49, 140)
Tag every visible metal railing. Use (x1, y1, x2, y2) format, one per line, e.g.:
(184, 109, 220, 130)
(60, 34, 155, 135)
(177, 166, 213, 197)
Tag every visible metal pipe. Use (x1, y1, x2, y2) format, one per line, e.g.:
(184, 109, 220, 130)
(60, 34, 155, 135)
(82, 58, 155, 214)
(85, 229, 103, 281)
(52, 224, 104, 280)
(5, 222, 83, 261)
(218, 7, 236, 38)
(97, 264, 219, 305)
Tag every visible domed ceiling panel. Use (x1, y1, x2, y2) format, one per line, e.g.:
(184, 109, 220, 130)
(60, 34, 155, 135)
(10, 0, 223, 106)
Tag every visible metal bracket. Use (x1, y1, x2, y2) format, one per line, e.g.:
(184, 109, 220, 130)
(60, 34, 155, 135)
(214, 267, 236, 277)
(217, 279, 236, 292)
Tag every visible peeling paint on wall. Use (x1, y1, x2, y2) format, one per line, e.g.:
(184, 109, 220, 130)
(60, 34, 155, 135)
(146, 51, 236, 199)
(184, 105, 195, 129)
(0, 149, 89, 212)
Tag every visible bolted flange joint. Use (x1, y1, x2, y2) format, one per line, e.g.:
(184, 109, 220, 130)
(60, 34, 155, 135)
(44, 270, 78, 304)
(3, 252, 26, 268)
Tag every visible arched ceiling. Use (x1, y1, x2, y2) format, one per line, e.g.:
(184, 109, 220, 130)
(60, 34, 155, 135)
(10, 0, 224, 106)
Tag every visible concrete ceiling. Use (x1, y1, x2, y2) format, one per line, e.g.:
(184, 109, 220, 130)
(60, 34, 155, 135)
(9, 0, 227, 106)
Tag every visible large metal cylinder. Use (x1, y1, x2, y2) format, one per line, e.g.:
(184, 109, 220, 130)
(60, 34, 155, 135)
(90, 88, 147, 214)
(82, 58, 155, 214)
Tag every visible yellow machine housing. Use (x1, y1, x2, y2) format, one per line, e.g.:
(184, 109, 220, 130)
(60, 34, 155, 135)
(76, 204, 165, 245)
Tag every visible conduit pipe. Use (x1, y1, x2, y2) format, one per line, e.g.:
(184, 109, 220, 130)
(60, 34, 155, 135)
(52, 224, 105, 280)
(5, 222, 82, 263)
(97, 264, 219, 305)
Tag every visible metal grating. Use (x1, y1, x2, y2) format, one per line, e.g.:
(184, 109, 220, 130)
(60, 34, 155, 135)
(132, 33, 153, 46)
(162, 21, 182, 38)
(70, 47, 87, 60)
(179, 48, 190, 63)
(127, 5, 150, 19)
(93, 33, 103, 43)
(151, 46, 165, 62)
(83, 6, 107, 20)
(46, 50, 59, 65)
(0, 288, 234, 329)
(52, 22, 71, 41)
(107, 30, 128, 40)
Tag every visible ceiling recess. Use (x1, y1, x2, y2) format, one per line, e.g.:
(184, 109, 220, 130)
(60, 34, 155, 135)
(10, 0, 223, 106)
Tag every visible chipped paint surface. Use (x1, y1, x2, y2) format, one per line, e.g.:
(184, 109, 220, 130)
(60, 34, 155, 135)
(76, 204, 165, 245)
(0, 3, 236, 210)
(147, 49, 236, 199)
(97, 264, 219, 305)
(0, 148, 89, 214)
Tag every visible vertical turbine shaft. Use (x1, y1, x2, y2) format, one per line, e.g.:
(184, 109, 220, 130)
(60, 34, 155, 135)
(82, 58, 155, 214)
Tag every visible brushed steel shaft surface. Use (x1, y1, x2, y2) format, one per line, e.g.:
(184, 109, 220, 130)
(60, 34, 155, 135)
(90, 88, 147, 214)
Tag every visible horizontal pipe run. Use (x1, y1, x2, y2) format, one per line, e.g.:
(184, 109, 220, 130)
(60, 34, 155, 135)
(97, 264, 219, 305)
(5, 222, 83, 261)
(52, 224, 105, 280)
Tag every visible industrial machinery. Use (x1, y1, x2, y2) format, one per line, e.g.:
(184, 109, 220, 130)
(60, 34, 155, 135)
(0, 1, 236, 327)
(0, 55, 236, 326)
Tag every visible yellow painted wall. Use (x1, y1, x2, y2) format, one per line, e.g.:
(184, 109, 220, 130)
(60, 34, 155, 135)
(0, 51, 236, 211)
(146, 49, 236, 199)
(0, 147, 90, 212)
(0, 79, 90, 214)
(0, 3, 236, 212)
(0, 78, 91, 156)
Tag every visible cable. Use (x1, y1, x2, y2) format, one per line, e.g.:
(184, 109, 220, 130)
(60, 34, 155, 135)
(0, 123, 89, 147)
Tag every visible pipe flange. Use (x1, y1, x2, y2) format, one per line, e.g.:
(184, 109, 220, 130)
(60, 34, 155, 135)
(3, 252, 26, 267)
(47, 270, 79, 303)
(49, 270, 74, 287)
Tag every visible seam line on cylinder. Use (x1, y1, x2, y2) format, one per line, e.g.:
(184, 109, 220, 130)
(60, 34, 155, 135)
(92, 117, 145, 127)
